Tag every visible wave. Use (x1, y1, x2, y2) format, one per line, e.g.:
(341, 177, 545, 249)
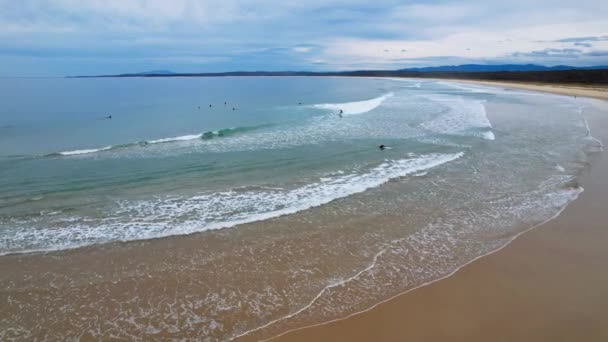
(45, 125, 268, 157)
(313, 92, 393, 115)
(436, 81, 490, 93)
(146, 133, 203, 144)
(420, 95, 495, 140)
(0, 152, 464, 255)
(55, 146, 113, 156)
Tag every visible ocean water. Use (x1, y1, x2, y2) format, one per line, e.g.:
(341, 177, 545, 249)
(0, 77, 602, 340)
(0, 77, 493, 254)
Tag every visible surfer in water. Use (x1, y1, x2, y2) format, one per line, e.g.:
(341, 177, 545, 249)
(106, 115, 112, 120)
(338, 109, 343, 118)
(379, 144, 386, 150)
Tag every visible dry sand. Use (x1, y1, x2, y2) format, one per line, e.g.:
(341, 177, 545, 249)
(270, 82, 608, 342)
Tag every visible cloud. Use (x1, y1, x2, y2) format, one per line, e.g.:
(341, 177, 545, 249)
(0, 0, 607, 76)
(555, 35, 608, 43)
(293, 47, 312, 53)
(512, 48, 583, 58)
(585, 50, 608, 57)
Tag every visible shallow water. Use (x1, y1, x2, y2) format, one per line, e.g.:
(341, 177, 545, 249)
(0, 77, 602, 341)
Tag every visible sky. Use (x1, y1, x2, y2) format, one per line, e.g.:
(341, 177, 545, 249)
(0, 0, 607, 76)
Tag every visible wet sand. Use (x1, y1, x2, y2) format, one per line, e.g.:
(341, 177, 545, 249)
(2, 81, 606, 341)
(450, 79, 608, 100)
(273, 85, 608, 342)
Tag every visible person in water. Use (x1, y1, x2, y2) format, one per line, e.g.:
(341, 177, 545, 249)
(379, 144, 386, 150)
(209, 104, 212, 108)
(338, 109, 343, 118)
(106, 115, 112, 120)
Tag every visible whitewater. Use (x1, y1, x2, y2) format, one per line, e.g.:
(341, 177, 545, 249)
(0, 76, 600, 342)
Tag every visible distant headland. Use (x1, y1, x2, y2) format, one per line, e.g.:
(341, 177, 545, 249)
(68, 64, 608, 84)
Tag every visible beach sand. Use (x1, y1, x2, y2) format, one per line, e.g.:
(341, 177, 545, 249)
(2, 80, 607, 341)
(270, 83, 608, 342)
(451, 79, 608, 100)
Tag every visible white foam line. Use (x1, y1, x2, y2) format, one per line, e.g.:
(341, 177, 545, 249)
(146, 133, 202, 144)
(58, 146, 112, 156)
(229, 248, 389, 341)
(313, 92, 393, 115)
(232, 187, 584, 342)
(1, 153, 464, 256)
(577, 104, 604, 150)
(435, 81, 489, 93)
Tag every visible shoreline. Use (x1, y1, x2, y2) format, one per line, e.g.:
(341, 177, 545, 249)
(442, 79, 608, 100)
(260, 82, 608, 342)
(2, 79, 606, 341)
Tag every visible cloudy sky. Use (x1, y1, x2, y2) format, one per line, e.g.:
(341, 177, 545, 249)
(1, 0, 607, 76)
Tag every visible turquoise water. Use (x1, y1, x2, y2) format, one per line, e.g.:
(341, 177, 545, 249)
(0, 77, 597, 255)
(1, 76, 604, 340)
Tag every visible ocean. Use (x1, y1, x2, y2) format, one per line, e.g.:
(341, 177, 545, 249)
(0, 76, 602, 340)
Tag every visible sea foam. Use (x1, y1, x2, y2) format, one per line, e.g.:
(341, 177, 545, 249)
(0, 152, 464, 255)
(313, 92, 393, 115)
(48, 125, 265, 157)
(420, 95, 495, 140)
(58, 146, 113, 156)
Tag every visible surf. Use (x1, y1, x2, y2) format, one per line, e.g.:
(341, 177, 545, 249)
(0, 152, 464, 255)
(44, 124, 269, 157)
(313, 92, 394, 115)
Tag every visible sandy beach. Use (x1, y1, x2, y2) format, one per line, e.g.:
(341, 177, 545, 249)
(2, 79, 606, 341)
(267, 82, 608, 342)
(451, 79, 608, 100)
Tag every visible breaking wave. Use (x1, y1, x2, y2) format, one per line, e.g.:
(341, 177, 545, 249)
(0, 152, 464, 255)
(313, 92, 393, 115)
(45, 125, 269, 157)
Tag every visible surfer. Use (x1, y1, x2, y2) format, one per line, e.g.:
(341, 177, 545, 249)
(209, 104, 213, 108)
(338, 109, 343, 118)
(232, 107, 236, 111)
(379, 144, 386, 150)
(106, 115, 112, 120)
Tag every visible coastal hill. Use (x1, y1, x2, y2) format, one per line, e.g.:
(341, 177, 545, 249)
(71, 64, 608, 85)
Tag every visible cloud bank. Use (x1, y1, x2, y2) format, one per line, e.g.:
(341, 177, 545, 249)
(0, 0, 607, 76)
